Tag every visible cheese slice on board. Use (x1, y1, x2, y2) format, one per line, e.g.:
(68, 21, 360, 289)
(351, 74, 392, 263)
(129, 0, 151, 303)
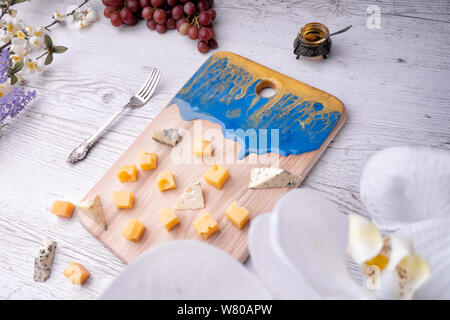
(249, 168, 302, 189)
(34, 238, 56, 282)
(175, 181, 205, 210)
(78, 194, 108, 230)
(152, 128, 181, 147)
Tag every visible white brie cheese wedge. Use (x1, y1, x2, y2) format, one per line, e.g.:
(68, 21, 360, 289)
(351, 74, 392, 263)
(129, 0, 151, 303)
(249, 168, 302, 189)
(152, 128, 181, 147)
(78, 194, 108, 230)
(175, 181, 205, 210)
(34, 238, 56, 282)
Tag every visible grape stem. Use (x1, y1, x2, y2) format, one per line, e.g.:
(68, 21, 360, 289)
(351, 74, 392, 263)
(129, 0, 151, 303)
(44, 0, 90, 31)
(190, 15, 200, 28)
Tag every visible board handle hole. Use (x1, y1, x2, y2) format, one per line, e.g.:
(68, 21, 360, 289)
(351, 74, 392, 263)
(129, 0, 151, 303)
(256, 80, 278, 98)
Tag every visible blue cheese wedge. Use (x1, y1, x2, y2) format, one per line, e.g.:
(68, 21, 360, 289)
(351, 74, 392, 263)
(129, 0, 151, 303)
(249, 168, 302, 189)
(152, 128, 181, 147)
(175, 181, 204, 210)
(34, 238, 56, 282)
(78, 194, 107, 230)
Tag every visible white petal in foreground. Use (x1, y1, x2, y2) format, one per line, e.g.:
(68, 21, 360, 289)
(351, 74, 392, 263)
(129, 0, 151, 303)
(347, 214, 383, 265)
(396, 219, 450, 299)
(269, 189, 372, 299)
(101, 240, 271, 300)
(360, 146, 450, 230)
(249, 214, 316, 299)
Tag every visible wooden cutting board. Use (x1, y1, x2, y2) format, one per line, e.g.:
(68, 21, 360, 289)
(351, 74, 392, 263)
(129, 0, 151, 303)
(78, 52, 346, 264)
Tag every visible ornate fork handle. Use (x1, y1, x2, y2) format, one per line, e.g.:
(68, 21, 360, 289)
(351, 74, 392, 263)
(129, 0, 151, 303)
(67, 103, 132, 163)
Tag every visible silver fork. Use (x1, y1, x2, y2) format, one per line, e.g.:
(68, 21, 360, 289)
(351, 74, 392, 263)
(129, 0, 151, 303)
(67, 68, 162, 163)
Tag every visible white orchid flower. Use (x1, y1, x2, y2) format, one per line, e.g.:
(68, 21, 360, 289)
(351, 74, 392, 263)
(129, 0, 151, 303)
(100, 146, 449, 300)
(248, 146, 449, 299)
(360, 146, 450, 298)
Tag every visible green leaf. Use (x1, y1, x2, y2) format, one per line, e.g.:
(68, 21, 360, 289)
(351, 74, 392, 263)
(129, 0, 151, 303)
(44, 34, 53, 49)
(10, 74, 18, 85)
(52, 46, 68, 54)
(11, 0, 30, 5)
(11, 60, 24, 73)
(45, 52, 53, 65)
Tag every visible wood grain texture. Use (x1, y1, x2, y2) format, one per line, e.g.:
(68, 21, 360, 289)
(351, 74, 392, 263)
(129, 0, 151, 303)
(0, 0, 449, 299)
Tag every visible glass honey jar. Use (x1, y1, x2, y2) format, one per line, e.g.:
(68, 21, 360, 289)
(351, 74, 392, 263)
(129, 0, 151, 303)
(293, 22, 332, 59)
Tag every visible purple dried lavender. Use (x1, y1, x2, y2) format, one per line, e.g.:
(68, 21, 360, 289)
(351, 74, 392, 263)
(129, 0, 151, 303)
(0, 48, 9, 84)
(0, 49, 37, 125)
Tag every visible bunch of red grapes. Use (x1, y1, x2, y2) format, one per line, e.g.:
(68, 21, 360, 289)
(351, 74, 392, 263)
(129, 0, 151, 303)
(102, 0, 218, 53)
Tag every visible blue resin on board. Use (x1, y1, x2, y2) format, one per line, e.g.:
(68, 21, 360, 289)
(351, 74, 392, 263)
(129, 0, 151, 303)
(170, 56, 342, 159)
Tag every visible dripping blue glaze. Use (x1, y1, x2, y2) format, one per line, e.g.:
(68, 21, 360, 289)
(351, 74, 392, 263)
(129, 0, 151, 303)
(170, 56, 342, 160)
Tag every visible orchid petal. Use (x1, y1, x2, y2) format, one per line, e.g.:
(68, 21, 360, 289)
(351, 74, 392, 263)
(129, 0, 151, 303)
(360, 146, 450, 230)
(249, 213, 317, 299)
(269, 189, 373, 299)
(101, 240, 271, 300)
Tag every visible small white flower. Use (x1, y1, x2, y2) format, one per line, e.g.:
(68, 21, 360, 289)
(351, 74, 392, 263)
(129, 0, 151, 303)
(28, 36, 43, 49)
(24, 58, 43, 74)
(15, 30, 26, 40)
(6, 18, 24, 34)
(10, 37, 29, 57)
(52, 11, 64, 22)
(65, 5, 97, 31)
(84, 8, 98, 23)
(34, 27, 45, 39)
(10, 54, 22, 64)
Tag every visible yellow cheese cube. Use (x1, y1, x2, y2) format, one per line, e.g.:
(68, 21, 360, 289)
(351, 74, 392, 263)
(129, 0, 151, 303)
(157, 171, 176, 191)
(63, 262, 90, 285)
(203, 164, 230, 189)
(193, 212, 219, 240)
(158, 206, 180, 231)
(116, 164, 138, 183)
(122, 218, 146, 242)
(139, 151, 157, 171)
(51, 200, 75, 218)
(225, 201, 250, 230)
(193, 139, 213, 156)
(113, 191, 134, 209)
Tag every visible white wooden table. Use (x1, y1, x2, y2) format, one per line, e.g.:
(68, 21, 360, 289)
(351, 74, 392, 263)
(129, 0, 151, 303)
(1, 0, 449, 299)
